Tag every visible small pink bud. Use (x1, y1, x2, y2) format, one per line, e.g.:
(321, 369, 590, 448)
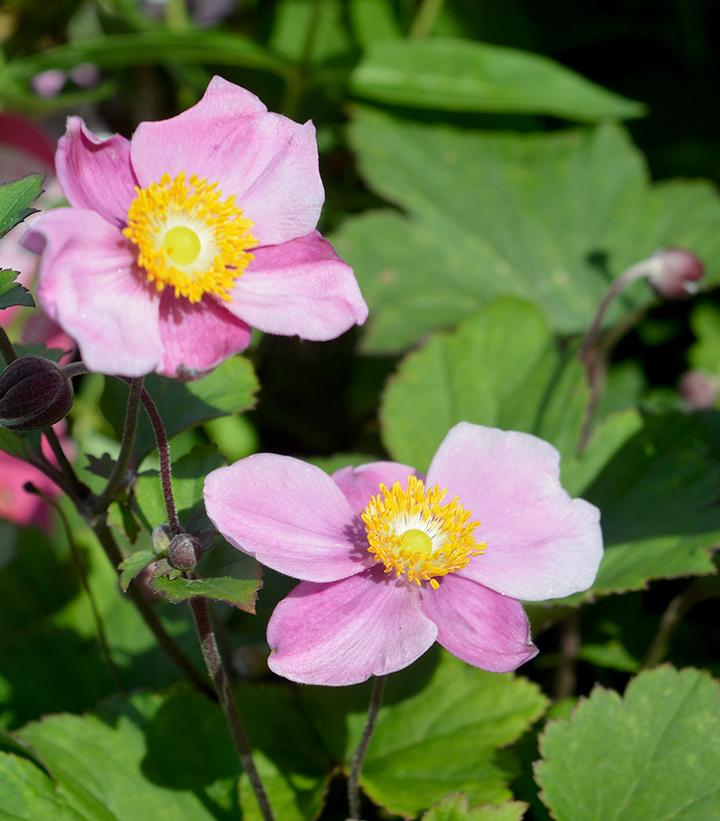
(31, 69, 66, 98)
(0, 356, 74, 431)
(679, 370, 718, 410)
(648, 247, 704, 300)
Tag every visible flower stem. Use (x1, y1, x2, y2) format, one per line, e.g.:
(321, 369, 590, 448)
(189, 595, 274, 821)
(577, 262, 651, 454)
(281, 0, 323, 118)
(91, 517, 213, 697)
(348, 675, 386, 820)
(94, 377, 144, 513)
(408, 0, 446, 39)
(136, 385, 180, 535)
(43, 426, 89, 505)
(0, 325, 17, 364)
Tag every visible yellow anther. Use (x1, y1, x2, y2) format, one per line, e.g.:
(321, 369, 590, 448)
(361, 475, 486, 588)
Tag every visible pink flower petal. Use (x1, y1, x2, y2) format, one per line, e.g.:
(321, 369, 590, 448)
(24, 208, 163, 377)
(130, 76, 323, 245)
(267, 568, 438, 685)
(204, 454, 368, 583)
(332, 461, 417, 515)
(225, 231, 368, 340)
(0, 451, 57, 531)
(421, 574, 537, 672)
(426, 422, 603, 601)
(157, 292, 251, 378)
(56, 117, 138, 228)
(0, 113, 55, 177)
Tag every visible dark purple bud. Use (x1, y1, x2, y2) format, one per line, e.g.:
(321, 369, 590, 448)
(679, 370, 718, 410)
(648, 247, 704, 300)
(168, 533, 201, 572)
(0, 356, 74, 431)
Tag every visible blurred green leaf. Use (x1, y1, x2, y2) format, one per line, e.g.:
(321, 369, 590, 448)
(302, 649, 548, 817)
(381, 298, 587, 471)
(350, 0, 402, 45)
(101, 357, 259, 459)
(536, 667, 720, 820)
(0, 269, 34, 311)
(0, 429, 27, 459)
(689, 302, 720, 375)
(151, 541, 261, 612)
(0, 175, 43, 239)
(0, 752, 81, 820)
(335, 110, 720, 352)
(118, 550, 155, 593)
(351, 38, 644, 120)
(270, 0, 352, 66)
(422, 794, 527, 821)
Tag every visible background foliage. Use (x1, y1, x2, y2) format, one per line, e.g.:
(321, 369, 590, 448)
(1, 0, 720, 818)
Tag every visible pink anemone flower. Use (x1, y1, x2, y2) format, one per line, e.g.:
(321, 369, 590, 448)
(204, 422, 603, 686)
(22, 76, 368, 378)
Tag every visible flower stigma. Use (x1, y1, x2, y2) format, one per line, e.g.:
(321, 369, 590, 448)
(361, 475, 486, 589)
(123, 172, 256, 303)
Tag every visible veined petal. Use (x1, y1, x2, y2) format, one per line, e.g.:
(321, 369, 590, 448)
(204, 454, 367, 583)
(267, 568, 438, 685)
(225, 232, 368, 340)
(426, 422, 603, 601)
(332, 461, 417, 515)
(421, 574, 537, 672)
(130, 76, 323, 246)
(23, 209, 162, 377)
(158, 292, 251, 378)
(56, 117, 138, 227)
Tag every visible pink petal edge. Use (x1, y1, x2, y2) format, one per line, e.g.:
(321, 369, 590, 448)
(332, 460, 417, 515)
(204, 453, 367, 583)
(421, 574, 537, 672)
(427, 422, 603, 601)
(267, 568, 438, 686)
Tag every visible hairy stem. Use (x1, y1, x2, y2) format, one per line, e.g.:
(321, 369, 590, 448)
(348, 675, 386, 820)
(136, 386, 180, 535)
(553, 611, 581, 700)
(91, 518, 213, 697)
(95, 377, 143, 513)
(190, 596, 274, 821)
(408, 0, 446, 39)
(43, 426, 89, 506)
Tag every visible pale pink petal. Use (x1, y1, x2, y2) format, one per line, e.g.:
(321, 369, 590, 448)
(55, 117, 137, 228)
(130, 76, 323, 245)
(24, 208, 163, 377)
(224, 232, 368, 340)
(157, 292, 251, 378)
(421, 574, 537, 672)
(332, 461, 417, 515)
(267, 568, 438, 685)
(204, 454, 368, 583)
(426, 423, 603, 601)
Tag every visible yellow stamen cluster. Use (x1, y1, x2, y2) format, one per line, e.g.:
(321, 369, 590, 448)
(361, 475, 486, 589)
(123, 172, 256, 303)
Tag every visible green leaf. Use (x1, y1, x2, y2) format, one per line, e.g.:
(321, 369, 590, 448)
(3, 30, 286, 82)
(302, 649, 548, 817)
(568, 410, 720, 599)
(536, 667, 720, 820)
(350, 0, 402, 45)
(335, 110, 720, 352)
(423, 794, 527, 821)
(270, 0, 352, 66)
(101, 356, 259, 458)
(381, 299, 587, 471)
(118, 550, 156, 593)
(0, 269, 34, 311)
(151, 541, 261, 612)
(0, 175, 43, 239)
(689, 301, 720, 376)
(351, 38, 644, 121)
(12, 687, 239, 819)
(0, 429, 26, 459)
(0, 752, 81, 820)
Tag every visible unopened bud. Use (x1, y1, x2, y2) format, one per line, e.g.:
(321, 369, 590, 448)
(167, 533, 201, 571)
(648, 247, 704, 300)
(0, 356, 74, 431)
(152, 524, 171, 556)
(679, 370, 718, 410)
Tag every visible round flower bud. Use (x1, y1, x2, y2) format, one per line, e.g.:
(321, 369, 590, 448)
(648, 247, 704, 300)
(168, 533, 201, 572)
(679, 370, 718, 410)
(0, 356, 74, 431)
